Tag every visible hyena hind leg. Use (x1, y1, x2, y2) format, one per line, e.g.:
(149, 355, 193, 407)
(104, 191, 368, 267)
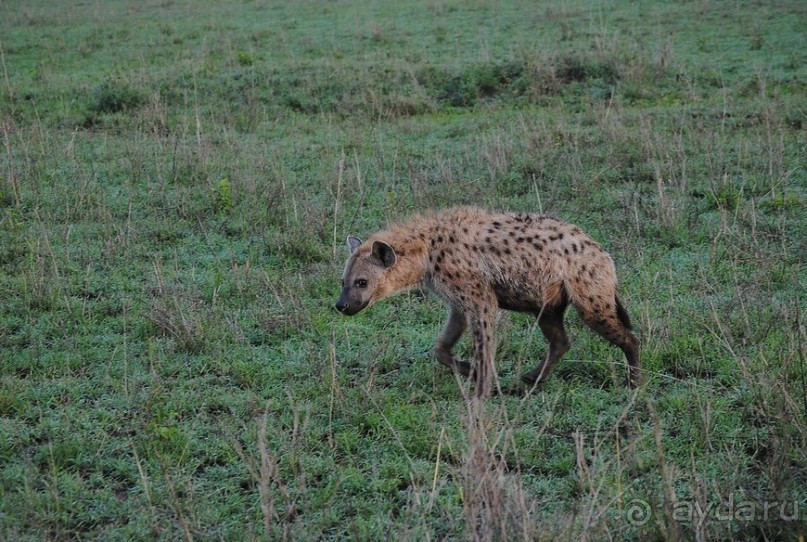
(521, 306, 571, 387)
(434, 307, 472, 377)
(577, 298, 641, 387)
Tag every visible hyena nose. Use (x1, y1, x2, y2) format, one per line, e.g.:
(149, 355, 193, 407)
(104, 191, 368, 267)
(335, 300, 347, 313)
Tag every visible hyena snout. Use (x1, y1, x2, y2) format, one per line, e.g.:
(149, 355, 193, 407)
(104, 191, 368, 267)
(335, 289, 367, 316)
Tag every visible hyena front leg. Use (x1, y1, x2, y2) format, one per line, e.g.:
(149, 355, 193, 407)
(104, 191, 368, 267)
(434, 307, 471, 377)
(521, 306, 571, 386)
(467, 294, 498, 399)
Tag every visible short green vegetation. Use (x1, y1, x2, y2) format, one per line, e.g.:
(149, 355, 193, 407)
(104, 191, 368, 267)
(1, 1, 805, 540)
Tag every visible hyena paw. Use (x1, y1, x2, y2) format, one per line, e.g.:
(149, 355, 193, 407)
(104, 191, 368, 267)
(520, 367, 546, 387)
(435, 351, 472, 377)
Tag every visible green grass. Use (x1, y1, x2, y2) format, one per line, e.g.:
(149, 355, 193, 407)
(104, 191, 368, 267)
(1, 0, 805, 540)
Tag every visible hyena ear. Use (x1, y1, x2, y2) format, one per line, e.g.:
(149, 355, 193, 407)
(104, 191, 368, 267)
(371, 241, 396, 268)
(347, 236, 363, 253)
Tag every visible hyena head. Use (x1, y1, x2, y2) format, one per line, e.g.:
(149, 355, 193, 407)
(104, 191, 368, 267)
(335, 236, 397, 316)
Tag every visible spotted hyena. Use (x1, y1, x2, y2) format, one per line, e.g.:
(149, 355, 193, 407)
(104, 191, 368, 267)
(335, 207, 640, 398)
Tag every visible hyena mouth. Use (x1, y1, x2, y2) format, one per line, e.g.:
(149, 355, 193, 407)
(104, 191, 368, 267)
(335, 296, 367, 316)
(335, 303, 365, 316)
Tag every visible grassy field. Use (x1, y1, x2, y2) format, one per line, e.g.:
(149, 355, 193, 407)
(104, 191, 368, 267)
(1, 0, 805, 540)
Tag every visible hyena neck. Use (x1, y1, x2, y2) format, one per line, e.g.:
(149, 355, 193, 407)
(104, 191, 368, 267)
(372, 219, 432, 292)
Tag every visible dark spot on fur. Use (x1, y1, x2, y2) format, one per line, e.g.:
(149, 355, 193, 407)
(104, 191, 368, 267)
(485, 237, 491, 243)
(434, 264, 441, 273)
(437, 236, 443, 243)
(487, 229, 495, 234)
(564, 248, 569, 255)
(504, 248, 511, 255)
(493, 221, 501, 227)
(463, 228, 469, 234)
(517, 237, 524, 243)
(449, 235, 455, 243)
(571, 244, 578, 253)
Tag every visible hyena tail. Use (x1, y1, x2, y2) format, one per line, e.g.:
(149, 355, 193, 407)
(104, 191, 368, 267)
(615, 296, 633, 330)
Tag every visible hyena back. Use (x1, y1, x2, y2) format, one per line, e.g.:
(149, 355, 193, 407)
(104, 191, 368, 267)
(335, 207, 640, 398)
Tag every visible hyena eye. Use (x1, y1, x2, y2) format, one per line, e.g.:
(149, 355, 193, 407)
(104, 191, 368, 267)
(356, 279, 368, 288)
